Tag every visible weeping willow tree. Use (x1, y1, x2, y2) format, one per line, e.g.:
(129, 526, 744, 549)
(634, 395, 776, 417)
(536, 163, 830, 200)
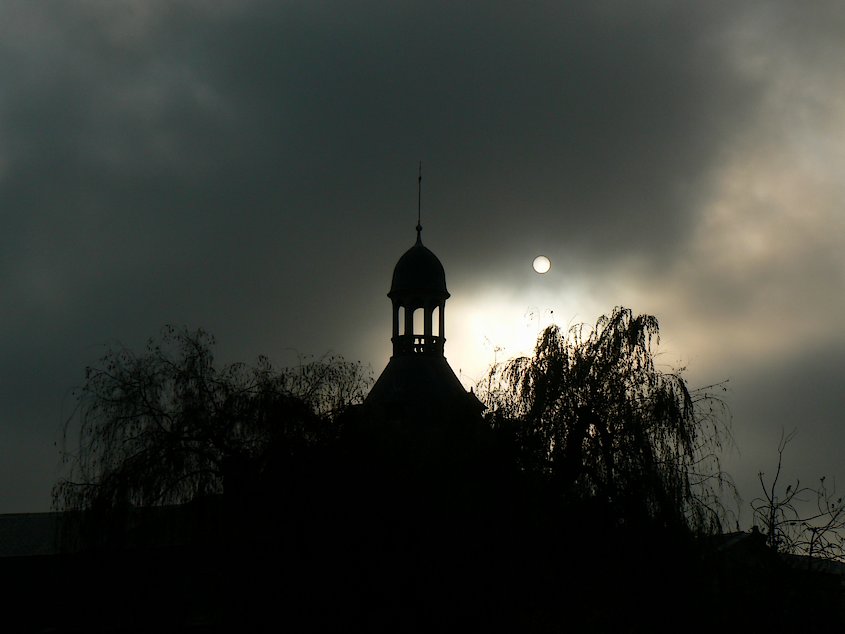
(53, 326, 371, 517)
(483, 307, 733, 534)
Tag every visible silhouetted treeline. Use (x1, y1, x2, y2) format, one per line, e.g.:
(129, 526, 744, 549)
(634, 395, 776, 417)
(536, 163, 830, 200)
(38, 411, 842, 632)
(31, 319, 843, 632)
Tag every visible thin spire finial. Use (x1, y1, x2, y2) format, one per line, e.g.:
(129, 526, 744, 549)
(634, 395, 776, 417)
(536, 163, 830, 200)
(416, 161, 422, 242)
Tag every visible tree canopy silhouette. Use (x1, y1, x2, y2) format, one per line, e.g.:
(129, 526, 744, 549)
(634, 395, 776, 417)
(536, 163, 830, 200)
(483, 306, 732, 534)
(53, 325, 371, 515)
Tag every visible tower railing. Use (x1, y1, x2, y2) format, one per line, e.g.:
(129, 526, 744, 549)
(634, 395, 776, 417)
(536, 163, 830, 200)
(392, 334, 445, 355)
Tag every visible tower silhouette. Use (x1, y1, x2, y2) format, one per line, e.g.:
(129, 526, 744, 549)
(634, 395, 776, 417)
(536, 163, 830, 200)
(389, 223, 448, 356)
(365, 224, 483, 421)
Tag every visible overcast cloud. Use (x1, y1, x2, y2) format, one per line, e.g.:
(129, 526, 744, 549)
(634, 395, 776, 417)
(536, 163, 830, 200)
(1, 1, 843, 517)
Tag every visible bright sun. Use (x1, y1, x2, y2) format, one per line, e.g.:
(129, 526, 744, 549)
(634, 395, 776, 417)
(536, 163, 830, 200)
(532, 255, 551, 274)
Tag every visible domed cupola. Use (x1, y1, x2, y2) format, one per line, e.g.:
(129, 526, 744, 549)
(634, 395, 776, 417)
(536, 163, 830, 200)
(365, 186, 484, 421)
(388, 225, 450, 356)
(389, 228, 449, 300)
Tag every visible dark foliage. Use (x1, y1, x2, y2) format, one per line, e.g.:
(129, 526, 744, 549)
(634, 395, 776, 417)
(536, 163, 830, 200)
(40, 315, 844, 632)
(481, 306, 733, 535)
(53, 326, 370, 531)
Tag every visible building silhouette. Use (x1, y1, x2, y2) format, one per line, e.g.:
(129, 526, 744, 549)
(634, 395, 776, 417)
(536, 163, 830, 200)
(364, 222, 483, 423)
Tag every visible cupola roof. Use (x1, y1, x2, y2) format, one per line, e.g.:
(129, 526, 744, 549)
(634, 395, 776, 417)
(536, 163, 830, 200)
(388, 226, 449, 300)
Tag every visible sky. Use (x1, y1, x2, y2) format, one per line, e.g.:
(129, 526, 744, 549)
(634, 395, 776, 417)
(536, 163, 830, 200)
(2, 1, 844, 520)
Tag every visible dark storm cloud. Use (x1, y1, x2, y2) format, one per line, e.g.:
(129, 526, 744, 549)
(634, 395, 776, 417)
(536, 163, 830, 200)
(1, 1, 842, 512)
(1, 2, 756, 350)
(192, 1, 758, 272)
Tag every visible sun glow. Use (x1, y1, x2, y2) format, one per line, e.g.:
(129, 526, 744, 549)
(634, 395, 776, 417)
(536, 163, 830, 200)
(532, 255, 551, 274)
(446, 287, 586, 389)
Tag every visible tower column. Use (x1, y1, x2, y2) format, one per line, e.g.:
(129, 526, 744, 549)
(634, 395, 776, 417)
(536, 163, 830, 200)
(439, 302, 446, 341)
(405, 304, 414, 339)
